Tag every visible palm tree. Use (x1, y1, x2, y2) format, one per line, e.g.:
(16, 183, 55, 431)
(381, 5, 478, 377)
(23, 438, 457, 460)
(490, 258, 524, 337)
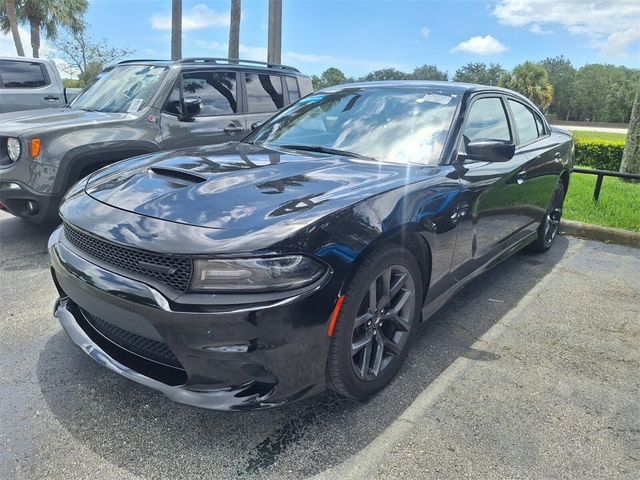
(620, 81, 640, 178)
(5, 0, 87, 58)
(228, 0, 240, 62)
(171, 0, 181, 61)
(0, 0, 25, 55)
(499, 61, 554, 112)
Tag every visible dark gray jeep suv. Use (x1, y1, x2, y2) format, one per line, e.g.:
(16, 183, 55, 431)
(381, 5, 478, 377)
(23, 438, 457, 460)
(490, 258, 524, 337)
(0, 58, 312, 223)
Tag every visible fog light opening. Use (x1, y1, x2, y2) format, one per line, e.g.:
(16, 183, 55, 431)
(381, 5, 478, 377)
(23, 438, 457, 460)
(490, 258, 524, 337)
(26, 200, 39, 215)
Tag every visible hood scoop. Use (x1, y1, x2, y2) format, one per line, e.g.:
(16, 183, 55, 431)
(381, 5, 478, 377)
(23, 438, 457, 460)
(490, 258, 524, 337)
(148, 166, 207, 184)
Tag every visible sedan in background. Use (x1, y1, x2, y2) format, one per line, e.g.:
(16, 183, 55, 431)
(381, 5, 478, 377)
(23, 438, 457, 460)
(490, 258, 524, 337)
(48, 82, 573, 410)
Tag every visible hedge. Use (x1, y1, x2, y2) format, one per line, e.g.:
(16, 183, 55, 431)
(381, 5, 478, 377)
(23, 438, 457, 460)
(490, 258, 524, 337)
(574, 138, 625, 171)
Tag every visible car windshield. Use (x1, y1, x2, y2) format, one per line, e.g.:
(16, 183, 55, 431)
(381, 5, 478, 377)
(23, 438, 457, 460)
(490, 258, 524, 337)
(250, 87, 460, 165)
(71, 65, 168, 114)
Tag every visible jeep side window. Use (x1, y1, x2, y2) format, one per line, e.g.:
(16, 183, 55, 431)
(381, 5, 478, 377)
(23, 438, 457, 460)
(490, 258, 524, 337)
(165, 72, 237, 116)
(245, 73, 284, 113)
(285, 76, 301, 102)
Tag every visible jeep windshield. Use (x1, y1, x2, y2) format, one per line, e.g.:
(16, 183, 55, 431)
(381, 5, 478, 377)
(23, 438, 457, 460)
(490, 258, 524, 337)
(70, 65, 168, 114)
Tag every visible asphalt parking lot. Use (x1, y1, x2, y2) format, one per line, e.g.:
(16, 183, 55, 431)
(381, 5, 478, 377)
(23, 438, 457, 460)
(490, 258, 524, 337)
(1, 209, 639, 479)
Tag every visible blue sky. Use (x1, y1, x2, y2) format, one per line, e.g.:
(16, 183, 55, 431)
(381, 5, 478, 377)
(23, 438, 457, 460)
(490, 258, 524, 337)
(2, 0, 639, 77)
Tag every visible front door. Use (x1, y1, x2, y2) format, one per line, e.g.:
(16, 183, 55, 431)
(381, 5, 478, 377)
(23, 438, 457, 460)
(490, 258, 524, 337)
(450, 95, 530, 281)
(159, 71, 247, 149)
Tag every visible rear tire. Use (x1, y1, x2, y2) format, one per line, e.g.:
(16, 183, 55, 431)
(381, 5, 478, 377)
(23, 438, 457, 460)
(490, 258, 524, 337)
(528, 181, 565, 253)
(326, 244, 423, 400)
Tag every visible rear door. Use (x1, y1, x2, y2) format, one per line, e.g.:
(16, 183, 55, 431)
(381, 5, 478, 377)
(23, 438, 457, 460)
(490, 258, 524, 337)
(449, 95, 531, 281)
(506, 98, 560, 227)
(243, 72, 286, 129)
(0, 59, 64, 112)
(159, 70, 245, 149)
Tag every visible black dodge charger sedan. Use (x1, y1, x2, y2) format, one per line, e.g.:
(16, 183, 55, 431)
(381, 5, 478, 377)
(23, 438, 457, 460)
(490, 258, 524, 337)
(49, 82, 573, 410)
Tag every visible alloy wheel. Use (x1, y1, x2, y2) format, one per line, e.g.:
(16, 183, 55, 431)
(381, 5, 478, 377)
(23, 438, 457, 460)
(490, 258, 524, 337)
(544, 185, 564, 246)
(351, 265, 416, 381)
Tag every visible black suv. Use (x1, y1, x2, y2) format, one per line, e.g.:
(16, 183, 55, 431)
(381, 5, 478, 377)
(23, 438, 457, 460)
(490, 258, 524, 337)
(0, 58, 312, 223)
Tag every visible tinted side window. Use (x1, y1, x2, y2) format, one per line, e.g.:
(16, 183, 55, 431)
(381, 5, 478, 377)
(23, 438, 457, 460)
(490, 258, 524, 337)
(508, 100, 538, 145)
(463, 97, 511, 142)
(245, 73, 284, 113)
(0, 60, 48, 88)
(165, 72, 237, 116)
(285, 76, 300, 102)
(534, 113, 546, 136)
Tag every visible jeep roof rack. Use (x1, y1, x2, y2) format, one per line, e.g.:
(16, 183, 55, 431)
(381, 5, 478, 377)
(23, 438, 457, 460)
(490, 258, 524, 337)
(176, 57, 300, 72)
(117, 59, 170, 64)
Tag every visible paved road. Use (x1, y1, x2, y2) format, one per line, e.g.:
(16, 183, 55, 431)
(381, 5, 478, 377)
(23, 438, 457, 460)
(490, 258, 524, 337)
(552, 124, 628, 135)
(1, 210, 638, 479)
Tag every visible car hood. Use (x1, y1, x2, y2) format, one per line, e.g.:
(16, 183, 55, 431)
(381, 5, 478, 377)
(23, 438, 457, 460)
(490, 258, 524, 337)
(0, 108, 128, 136)
(84, 142, 422, 230)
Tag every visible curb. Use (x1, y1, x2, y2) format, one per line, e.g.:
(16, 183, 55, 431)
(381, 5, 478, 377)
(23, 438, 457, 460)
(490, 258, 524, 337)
(560, 219, 640, 248)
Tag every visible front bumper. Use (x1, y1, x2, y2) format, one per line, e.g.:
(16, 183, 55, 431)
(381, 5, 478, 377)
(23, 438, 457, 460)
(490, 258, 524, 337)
(49, 227, 338, 410)
(0, 180, 61, 223)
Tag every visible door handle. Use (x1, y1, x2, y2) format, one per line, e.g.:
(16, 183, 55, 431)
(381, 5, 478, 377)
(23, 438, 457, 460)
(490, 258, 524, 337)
(44, 95, 59, 100)
(223, 125, 244, 134)
(516, 171, 526, 185)
(554, 152, 562, 159)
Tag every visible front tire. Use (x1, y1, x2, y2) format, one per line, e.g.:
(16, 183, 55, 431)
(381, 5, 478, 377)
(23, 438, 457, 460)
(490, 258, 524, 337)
(528, 181, 565, 253)
(326, 244, 423, 400)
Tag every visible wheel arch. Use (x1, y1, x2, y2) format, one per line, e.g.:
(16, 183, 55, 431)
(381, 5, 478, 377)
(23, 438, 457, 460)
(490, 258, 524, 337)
(340, 225, 433, 306)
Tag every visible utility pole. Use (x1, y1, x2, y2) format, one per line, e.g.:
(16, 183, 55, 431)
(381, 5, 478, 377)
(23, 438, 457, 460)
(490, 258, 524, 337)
(171, 0, 182, 61)
(228, 0, 241, 63)
(267, 0, 282, 65)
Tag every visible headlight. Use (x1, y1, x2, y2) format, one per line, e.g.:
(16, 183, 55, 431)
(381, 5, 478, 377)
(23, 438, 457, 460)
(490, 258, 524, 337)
(7, 138, 21, 161)
(190, 255, 327, 293)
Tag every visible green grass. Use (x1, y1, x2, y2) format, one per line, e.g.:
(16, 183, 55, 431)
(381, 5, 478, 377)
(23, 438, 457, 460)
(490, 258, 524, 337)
(564, 173, 640, 232)
(570, 130, 627, 142)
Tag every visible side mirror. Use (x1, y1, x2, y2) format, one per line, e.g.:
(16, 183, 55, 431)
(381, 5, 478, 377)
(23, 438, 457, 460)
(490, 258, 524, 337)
(463, 139, 515, 162)
(251, 121, 264, 131)
(180, 97, 202, 120)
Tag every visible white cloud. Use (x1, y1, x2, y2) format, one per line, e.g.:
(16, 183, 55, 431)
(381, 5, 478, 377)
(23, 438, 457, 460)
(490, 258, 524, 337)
(150, 4, 230, 31)
(420, 26, 431, 38)
(493, 0, 640, 56)
(529, 23, 553, 35)
(451, 35, 508, 55)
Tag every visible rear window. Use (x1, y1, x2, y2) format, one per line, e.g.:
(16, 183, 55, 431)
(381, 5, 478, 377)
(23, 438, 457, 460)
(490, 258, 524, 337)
(285, 76, 300, 102)
(0, 60, 48, 88)
(508, 100, 539, 145)
(245, 73, 284, 113)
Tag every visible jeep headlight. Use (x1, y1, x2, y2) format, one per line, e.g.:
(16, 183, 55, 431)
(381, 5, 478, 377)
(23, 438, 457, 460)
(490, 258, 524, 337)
(7, 138, 21, 162)
(190, 256, 327, 293)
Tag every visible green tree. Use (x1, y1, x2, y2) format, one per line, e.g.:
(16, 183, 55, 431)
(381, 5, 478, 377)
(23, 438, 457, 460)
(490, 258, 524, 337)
(499, 61, 554, 112)
(410, 64, 448, 81)
(539, 56, 575, 120)
(620, 81, 640, 177)
(359, 68, 408, 82)
(52, 29, 132, 84)
(453, 62, 505, 86)
(0, 0, 25, 56)
(311, 67, 352, 89)
(4, 0, 87, 58)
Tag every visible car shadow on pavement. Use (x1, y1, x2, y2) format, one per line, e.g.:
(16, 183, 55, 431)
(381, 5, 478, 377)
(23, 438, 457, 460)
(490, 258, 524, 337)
(36, 236, 570, 480)
(0, 214, 58, 272)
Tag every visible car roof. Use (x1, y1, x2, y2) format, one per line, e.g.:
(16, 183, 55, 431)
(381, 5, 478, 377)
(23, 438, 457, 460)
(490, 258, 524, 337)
(114, 58, 307, 76)
(318, 80, 538, 108)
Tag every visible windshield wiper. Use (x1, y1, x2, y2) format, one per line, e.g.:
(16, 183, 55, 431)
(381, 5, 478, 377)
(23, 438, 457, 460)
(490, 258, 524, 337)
(277, 144, 375, 161)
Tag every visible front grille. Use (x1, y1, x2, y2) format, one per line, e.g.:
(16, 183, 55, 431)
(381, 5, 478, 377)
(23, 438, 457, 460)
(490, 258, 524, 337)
(81, 308, 183, 369)
(63, 223, 193, 292)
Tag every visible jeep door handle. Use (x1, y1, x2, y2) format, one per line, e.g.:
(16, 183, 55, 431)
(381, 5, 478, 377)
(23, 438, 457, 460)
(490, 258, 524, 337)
(223, 125, 244, 134)
(516, 171, 526, 185)
(44, 95, 60, 100)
